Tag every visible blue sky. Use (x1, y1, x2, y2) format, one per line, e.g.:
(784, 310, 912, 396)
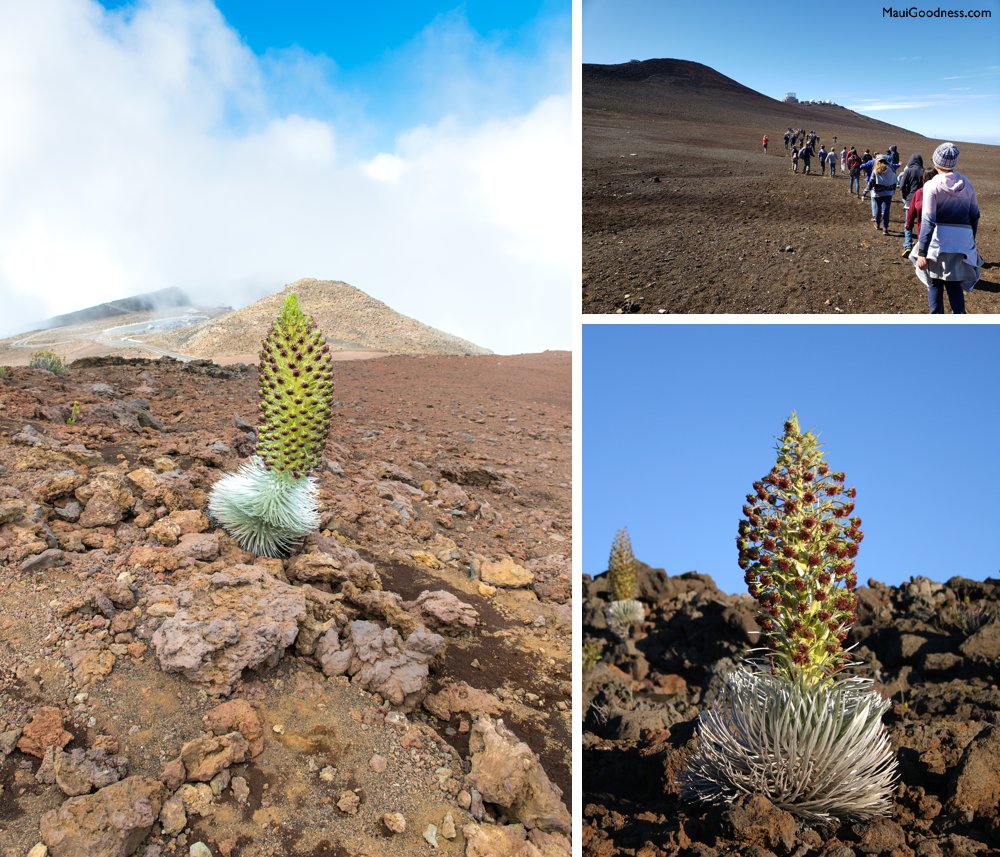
(584, 0, 1000, 143)
(584, 324, 1000, 594)
(100, 0, 569, 152)
(0, 1, 571, 354)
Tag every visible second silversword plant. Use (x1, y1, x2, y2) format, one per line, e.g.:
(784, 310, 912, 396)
(680, 414, 898, 823)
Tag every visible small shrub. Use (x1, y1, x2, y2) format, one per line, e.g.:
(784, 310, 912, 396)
(582, 639, 605, 671)
(0, 365, 8, 378)
(66, 401, 81, 425)
(29, 350, 66, 374)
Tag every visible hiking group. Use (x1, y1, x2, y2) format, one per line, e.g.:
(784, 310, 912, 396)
(778, 129, 983, 314)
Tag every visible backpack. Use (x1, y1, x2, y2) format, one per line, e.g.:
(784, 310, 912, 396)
(799, 146, 810, 158)
(874, 168, 896, 189)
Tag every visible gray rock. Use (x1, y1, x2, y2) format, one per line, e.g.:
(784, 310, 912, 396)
(19, 548, 65, 574)
(403, 590, 478, 634)
(314, 620, 443, 712)
(151, 565, 306, 695)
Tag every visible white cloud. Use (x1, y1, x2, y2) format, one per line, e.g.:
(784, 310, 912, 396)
(0, 0, 572, 354)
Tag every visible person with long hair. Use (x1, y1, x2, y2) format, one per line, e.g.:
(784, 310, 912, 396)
(911, 143, 982, 314)
(864, 154, 897, 234)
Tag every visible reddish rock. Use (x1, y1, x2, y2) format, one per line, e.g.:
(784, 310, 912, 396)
(39, 775, 164, 857)
(722, 794, 796, 852)
(950, 725, 1000, 815)
(16, 707, 72, 759)
(179, 731, 250, 782)
(403, 589, 479, 634)
(203, 699, 266, 757)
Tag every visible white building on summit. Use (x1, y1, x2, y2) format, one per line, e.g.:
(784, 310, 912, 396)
(783, 92, 798, 103)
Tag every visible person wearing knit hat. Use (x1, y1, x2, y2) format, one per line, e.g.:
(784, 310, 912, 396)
(910, 142, 982, 314)
(932, 142, 959, 170)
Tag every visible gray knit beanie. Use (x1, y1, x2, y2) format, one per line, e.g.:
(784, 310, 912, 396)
(932, 142, 959, 169)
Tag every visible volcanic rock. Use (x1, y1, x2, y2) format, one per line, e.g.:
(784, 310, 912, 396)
(467, 716, 570, 833)
(480, 557, 534, 588)
(150, 565, 307, 695)
(314, 620, 444, 712)
(403, 589, 478, 633)
(39, 775, 165, 857)
(17, 707, 72, 758)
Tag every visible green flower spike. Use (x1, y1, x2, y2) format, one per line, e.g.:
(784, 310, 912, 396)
(605, 527, 645, 639)
(681, 414, 897, 822)
(208, 294, 334, 557)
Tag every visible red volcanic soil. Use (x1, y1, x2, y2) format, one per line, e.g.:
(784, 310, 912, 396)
(583, 59, 1000, 314)
(0, 353, 570, 856)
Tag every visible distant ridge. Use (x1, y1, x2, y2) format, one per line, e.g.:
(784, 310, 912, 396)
(41, 286, 195, 329)
(584, 57, 922, 138)
(149, 278, 491, 359)
(584, 58, 762, 95)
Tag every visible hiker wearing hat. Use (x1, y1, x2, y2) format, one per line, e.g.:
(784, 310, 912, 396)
(865, 154, 898, 235)
(911, 143, 982, 314)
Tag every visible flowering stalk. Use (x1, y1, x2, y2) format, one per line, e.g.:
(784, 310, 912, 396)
(681, 413, 896, 822)
(208, 294, 334, 556)
(605, 528, 645, 638)
(738, 413, 863, 685)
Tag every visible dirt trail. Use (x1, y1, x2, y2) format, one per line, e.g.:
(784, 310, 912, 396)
(583, 59, 1000, 314)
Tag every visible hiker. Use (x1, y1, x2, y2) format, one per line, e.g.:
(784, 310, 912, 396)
(763, 134, 769, 153)
(887, 145, 900, 170)
(858, 152, 878, 217)
(904, 167, 937, 254)
(898, 154, 925, 256)
(784, 130, 790, 150)
(832, 135, 837, 146)
(799, 142, 813, 175)
(791, 145, 799, 173)
(912, 143, 982, 314)
(865, 154, 897, 234)
(818, 146, 828, 175)
(840, 146, 848, 174)
(847, 149, 863, 197)
(828, 150, 837, 178)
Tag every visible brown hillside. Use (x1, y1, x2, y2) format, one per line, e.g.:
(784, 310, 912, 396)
(148, 279, 491, 361)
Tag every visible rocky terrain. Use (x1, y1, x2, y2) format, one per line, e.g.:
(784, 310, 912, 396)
(583, 58, 1000, 314)
(146, 280, 491, 362)
(583, 562, 999, 856)
(0, 350, 570, 857)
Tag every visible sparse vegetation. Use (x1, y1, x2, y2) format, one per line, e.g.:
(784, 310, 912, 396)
(582, 639, 605, 671)
(66, 400, 81, 425)
(681, 414, 897, 822)
(29, 350, 66, 374)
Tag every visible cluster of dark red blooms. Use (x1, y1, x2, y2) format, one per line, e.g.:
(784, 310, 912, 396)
(256, 308, 334, 479)
(737, 417, 864, 678)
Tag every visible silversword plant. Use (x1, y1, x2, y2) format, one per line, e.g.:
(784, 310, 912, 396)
(208, 294, 334, 556)
(605, 528, 645, 638)
(681, 414, 897, 822)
